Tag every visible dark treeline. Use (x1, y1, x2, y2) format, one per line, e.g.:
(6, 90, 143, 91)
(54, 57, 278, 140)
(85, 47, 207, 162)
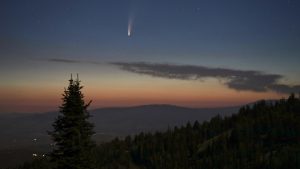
(13, 94, 300, 169)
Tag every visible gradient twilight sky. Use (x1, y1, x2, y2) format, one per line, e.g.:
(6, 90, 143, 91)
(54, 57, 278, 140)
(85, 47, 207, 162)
(1, 0, 300, 113)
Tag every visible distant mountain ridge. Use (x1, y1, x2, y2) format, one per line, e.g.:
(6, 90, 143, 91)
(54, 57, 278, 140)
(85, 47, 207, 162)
(91, 104, 239, 134)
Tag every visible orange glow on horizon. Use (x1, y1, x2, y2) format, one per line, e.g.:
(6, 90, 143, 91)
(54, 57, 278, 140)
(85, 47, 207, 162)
(0, 78, 287, 113)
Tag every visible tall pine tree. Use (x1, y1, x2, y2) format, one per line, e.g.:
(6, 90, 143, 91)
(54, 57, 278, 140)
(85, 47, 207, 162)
(49, 75, 95, 169)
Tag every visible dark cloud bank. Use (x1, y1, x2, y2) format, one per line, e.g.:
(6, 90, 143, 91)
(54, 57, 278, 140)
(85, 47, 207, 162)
(46, 58, 300, 94)
(111, 62, 300, 94)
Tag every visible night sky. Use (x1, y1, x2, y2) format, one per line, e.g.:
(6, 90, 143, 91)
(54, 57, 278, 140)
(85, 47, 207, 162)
(1, 0, 300, 113)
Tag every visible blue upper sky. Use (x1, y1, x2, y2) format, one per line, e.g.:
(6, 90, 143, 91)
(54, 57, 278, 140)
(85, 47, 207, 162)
(2, 0, 299, 68)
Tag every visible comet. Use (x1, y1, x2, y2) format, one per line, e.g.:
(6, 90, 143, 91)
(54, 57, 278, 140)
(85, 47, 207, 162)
(128, 23, 132, 37)
(128, 30, 131, 37)
(127, 5, 135, 38)
(128, 16, 134, 37)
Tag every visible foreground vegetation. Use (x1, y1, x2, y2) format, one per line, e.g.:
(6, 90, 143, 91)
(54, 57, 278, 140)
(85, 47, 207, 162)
(14, 94, 300, 169)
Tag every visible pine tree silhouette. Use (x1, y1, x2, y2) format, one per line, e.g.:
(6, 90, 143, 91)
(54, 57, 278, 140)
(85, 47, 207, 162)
(49, 75, 95, 169)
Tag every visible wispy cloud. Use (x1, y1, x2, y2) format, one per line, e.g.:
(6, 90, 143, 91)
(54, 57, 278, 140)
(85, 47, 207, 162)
(45, 58, 102, 65)
(111, 62, 300, 94)
(47, 58, 82, 63)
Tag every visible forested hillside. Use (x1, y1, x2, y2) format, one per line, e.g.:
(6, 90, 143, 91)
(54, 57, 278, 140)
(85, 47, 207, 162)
(15, 94, 300, 169)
